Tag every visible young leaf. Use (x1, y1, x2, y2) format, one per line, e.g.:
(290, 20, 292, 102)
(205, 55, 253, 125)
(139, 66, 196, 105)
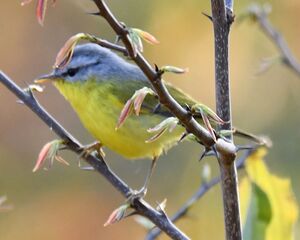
(145, 128, 167, 143)
(199, 108, 216, 142)
(116, 87, 156, 129)
(192, 103, 226, 125)
(104, 203, 130, 227)
(160, 66, 189, 74)
(146, 117, 179, 143)
(33, 139, 67, 172)
(54, 33, 89, 69)
(33, 141, 52, 172)
(116, 99, 133, 129)
(36, 0, 47, 26)
(132, 87, 156, 116)
(128, 29, 144, 53)
(128, 28, 159, 54)
(131, 28, 159, 45)
(21, 0, 57, 26)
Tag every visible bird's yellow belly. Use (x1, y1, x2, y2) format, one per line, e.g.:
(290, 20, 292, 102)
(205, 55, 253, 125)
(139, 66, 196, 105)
(54, 81, 184, 159)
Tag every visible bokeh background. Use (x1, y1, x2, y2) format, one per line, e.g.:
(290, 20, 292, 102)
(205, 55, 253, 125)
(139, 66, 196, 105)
(0, 0, 299, 239)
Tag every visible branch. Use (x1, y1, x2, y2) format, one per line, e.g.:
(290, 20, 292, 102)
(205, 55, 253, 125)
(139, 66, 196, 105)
(93, 0, 215, 148)
(0, 72, 189, 240)
(91, 37, 128, 55)
(146, 148, 255, 240)
(92, 0, 244, 239)
(247, 4, 300, 76)
(211, 1, 243, 240)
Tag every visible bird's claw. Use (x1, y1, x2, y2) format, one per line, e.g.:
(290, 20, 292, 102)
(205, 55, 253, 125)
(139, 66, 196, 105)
(78, 141, 106, 170)
(79, 141, 105, 159)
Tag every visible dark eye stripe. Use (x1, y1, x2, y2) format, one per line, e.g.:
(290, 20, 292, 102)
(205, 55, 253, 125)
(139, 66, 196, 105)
(67, 68, 78, 77)
(63, 60, 102, 77)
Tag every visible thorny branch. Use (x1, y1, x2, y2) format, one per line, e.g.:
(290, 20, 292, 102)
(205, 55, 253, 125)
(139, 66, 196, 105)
(210, 0, 243, 240)
(2, 0, 281, 239)
(91, 3, 245, 239)
(93, 0, 243, 239)
(93, 0, 217, 148)
(245, 4, 300, 76)
(0, 72, 189, 240)
(146, 148, 256, 240)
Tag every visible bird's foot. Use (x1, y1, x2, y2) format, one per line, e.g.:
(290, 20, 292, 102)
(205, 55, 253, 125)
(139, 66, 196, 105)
(78, 141, 106, 170)
(79, 141, 105, 159)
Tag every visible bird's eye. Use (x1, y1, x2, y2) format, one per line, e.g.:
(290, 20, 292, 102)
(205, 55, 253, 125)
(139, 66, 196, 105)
(67, 68, 79, 77)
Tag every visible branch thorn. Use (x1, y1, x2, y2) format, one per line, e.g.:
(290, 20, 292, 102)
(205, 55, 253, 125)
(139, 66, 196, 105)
(201, 12, 213, 22)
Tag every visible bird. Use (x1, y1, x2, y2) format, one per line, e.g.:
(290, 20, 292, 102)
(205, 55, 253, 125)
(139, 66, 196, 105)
(35, 43, 255, 198)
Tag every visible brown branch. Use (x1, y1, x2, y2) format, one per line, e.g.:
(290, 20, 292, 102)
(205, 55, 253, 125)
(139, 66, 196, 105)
(2, 1, 248, 239)
(93, 0, 215, 148)
(0, 72, 189, 240)
(146, 148, 255, 240)
(247, 4, 300, 76)
(90, 37, 128, 55)
(92, 1, 244, 239)
(211, 1, 243, 240)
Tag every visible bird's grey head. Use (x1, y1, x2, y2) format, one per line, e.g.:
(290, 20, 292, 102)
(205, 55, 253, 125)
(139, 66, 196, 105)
(40, 43, 146, 83)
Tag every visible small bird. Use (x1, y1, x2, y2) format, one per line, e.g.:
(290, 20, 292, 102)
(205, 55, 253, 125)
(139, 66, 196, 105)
(36, 43, 251, 197)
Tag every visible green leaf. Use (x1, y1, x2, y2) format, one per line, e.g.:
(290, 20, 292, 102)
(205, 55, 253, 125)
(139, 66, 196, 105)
(243, 182, 272, 240)
(146, 117, 179, 143)
(160, 66, 188, 74)
(240, 148, 299, 240)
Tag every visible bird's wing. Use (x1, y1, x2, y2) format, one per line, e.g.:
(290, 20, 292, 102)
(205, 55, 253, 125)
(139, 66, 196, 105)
(142, 81, 198, 118)
(112, 79, 197, 118)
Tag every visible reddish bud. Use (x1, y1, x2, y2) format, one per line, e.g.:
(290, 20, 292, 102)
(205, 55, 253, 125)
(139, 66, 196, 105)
(116, 99, 133, 130)
(33, 141, 52, 172)
(116, 87, 155, 129)
(104, 204, 129, 227)
(21, 0, 57, 26)
(131, 28, 159, 45)
(33, 140, 66, 172)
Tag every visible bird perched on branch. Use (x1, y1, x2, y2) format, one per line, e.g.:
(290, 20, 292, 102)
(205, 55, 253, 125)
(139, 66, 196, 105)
(36, 43, 257, 198)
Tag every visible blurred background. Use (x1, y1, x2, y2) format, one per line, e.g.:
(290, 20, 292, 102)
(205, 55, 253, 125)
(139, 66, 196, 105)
(0, 0, 299, 239)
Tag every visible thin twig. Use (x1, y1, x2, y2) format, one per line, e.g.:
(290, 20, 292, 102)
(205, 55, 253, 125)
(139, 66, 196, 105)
(0, 72, 189, 240)
(211, 1, 243, 240)
(247, 4, 300, 76)
(88, 36, 128, 55)
(146, 148, 255, 240)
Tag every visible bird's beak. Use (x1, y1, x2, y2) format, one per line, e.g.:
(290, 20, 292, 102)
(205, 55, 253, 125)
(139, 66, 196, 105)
(34, 73, 60, 84)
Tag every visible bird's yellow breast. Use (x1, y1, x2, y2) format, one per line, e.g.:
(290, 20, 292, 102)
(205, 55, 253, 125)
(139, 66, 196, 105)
(54, 80, 184, 159)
